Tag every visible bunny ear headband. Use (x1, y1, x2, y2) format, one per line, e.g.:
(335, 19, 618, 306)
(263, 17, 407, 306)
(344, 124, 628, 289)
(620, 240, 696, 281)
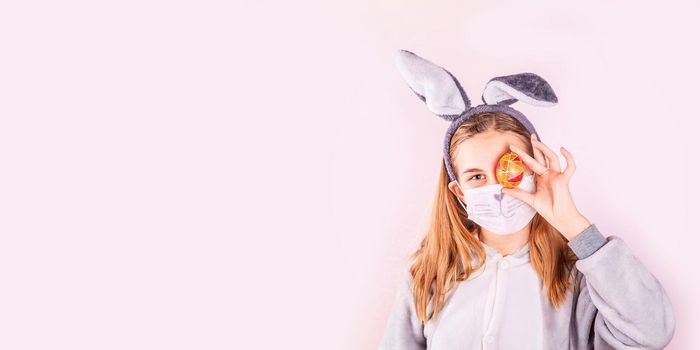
(394, 49, 559, 183)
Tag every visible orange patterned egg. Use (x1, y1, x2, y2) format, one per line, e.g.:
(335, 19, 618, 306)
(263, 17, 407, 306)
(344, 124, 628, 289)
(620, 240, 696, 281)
(496, 151, 525, 188)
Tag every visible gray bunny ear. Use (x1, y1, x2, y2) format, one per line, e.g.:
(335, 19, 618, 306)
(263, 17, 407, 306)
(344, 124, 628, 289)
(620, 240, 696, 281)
(481, 73, 558, 107)
(394, 49, 470, 121)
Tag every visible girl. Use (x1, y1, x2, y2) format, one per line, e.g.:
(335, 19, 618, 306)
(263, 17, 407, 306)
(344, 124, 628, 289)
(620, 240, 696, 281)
(379, 50, 676, 350)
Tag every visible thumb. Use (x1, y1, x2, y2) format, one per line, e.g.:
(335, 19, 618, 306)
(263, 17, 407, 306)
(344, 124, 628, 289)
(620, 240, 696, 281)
(502, 187, 534, 207)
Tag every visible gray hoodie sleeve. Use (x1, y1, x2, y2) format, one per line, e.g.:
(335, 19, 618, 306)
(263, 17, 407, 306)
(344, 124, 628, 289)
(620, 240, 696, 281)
(378, 269, 427, 350)
(568, 224, 676, 349)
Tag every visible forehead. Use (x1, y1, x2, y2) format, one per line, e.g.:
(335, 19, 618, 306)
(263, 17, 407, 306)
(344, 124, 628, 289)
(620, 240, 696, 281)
(453, 130, 529, 172)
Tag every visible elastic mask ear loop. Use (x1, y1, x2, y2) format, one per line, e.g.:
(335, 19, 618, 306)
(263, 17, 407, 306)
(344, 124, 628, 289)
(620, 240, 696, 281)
(456, 182, 469, 213)
(456, 182, 481, 240)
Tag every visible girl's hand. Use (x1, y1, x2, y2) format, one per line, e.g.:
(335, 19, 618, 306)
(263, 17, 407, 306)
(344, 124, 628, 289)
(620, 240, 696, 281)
(501, 133, 592, 241)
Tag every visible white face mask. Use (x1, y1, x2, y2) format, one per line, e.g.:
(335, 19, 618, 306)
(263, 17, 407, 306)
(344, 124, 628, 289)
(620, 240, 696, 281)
(456, 174, 537, 235)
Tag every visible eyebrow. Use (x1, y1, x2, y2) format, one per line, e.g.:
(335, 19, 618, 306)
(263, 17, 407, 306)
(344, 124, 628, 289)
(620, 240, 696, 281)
(462, 168, 485, 175)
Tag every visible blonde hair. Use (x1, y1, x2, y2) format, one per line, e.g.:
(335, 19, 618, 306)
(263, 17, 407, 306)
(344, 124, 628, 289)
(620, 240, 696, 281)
(408, 111, 578, 325)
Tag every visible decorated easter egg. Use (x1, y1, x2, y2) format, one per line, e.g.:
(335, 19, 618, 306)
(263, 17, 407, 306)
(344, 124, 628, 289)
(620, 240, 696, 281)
(496, 151, 525, 188)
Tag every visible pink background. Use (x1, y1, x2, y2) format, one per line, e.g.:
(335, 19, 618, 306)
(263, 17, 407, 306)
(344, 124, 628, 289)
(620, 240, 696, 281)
(0, 1, 697, 349)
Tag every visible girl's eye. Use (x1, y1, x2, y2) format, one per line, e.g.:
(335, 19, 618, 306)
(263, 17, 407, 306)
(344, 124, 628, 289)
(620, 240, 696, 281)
(470, 174, 485, 181)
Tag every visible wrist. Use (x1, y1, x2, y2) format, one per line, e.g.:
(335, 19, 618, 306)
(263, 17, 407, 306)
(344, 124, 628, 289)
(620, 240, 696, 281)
(559, 213, 592, 241)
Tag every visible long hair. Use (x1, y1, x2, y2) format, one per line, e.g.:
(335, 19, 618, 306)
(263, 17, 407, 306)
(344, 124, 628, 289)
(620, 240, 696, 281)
(408, 111, 579, 325)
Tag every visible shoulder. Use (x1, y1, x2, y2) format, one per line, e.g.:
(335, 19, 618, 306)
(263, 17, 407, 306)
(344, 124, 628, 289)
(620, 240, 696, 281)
(395, 265, 419, 302)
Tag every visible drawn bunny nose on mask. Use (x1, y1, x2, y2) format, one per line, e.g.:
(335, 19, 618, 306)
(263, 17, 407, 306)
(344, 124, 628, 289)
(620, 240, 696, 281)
(465, 187, 526, 218)
(456, 175, 538, 235)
